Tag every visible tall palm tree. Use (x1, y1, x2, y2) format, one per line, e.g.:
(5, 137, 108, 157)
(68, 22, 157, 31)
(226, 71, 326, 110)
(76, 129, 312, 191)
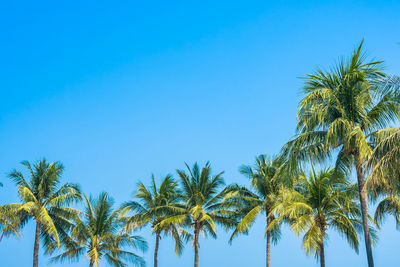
(119, 174, 187, 267)
(1, 159, 81, 267)
(280, 41, 400, 267)
(51, 192, 147, 267)
(157, 162, 236, 267)
(224, 155, 288, 267)
(272, 168, 367, 267)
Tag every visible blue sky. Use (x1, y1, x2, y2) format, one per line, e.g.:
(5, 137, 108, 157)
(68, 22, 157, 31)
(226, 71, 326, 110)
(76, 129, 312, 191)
(1, 1, 399, 266)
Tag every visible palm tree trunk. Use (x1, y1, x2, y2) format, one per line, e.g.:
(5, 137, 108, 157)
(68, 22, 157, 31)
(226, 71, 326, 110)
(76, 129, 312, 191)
(320, 229, 325, 267)
(154, 232, 161, 267)
(89, 260, 94, 267)
(266, 215, 271, 267)
(194, 223, 200, 267)
(355, 160, 374, 267)
(33, 222, 40, 267)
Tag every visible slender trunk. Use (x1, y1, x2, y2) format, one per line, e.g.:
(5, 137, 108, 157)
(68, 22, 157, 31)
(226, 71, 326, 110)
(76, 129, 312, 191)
(33, 222, 40, 267)
(89, 260, 94, 267)
(266, 213, 271, 267)
(355, 159, 374, 267)
(320, 234, 325, 267)
(154, 232, 161, 267)
(194, 222, 200, 267)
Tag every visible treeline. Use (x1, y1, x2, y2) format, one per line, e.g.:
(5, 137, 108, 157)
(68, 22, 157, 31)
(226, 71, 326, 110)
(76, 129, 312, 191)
(1, 41, 400, 267)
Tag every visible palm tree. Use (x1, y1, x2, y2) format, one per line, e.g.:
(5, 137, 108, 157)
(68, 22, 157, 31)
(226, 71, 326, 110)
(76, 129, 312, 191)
(119, 174, 187, 267)
(272, 168, 366, 267)
(51, 192, 147, 267)
(224, 155, 288, 267)
(1, 159, 81, 267)
(157, 162, 236, 267)
(279, 41, 400, 267)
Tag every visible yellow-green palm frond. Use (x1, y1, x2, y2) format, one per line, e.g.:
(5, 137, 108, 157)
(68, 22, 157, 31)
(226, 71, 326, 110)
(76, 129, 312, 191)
(374, 194, 400, 228)
(302, 222, 323, 258)
(38, 206, 60, 247)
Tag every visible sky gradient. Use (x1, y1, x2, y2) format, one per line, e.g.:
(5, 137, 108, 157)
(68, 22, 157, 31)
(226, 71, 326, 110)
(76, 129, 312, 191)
(1, 1, 400, 266)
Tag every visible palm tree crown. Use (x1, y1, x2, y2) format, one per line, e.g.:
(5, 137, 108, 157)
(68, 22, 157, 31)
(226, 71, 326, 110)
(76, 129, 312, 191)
(51, 192, 147, 267)
(158, 162, 236, 267)
(273, 168, 366, 267)
(120, 174, 186, 267)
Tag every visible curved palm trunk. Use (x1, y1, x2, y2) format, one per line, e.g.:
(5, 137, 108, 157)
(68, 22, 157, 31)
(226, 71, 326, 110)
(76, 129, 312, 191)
(194, 223, 200, 267)
(355, 162, 374, 267)
(266, 215, 271, 267)
(33, 222, 40, 267)
(154, 232, 161, 267)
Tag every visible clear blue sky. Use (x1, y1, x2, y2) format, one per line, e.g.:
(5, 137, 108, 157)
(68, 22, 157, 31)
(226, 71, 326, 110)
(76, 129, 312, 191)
(1, 1, 399, 266)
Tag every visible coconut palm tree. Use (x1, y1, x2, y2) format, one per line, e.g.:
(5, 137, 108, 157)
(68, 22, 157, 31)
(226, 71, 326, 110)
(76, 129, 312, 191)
(51, 192, 147, 267)
(224, 155, 288, 267)
(157, 162, 236, 267)
(119, 174, 188, 267)
(279, 41, 400, 267)
(272, 168, 367, 267)
(1, 159, 81, 267)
